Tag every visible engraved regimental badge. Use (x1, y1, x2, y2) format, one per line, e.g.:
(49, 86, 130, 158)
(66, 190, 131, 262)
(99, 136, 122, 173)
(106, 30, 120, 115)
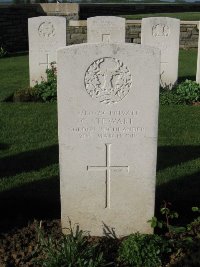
(84, 57, 132, 104)
(38, 22, 55, 38)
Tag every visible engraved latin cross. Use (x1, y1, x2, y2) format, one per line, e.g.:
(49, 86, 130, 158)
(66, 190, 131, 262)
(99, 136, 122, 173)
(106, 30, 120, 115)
(87, 143, 129, 209)
(39, 53, 51, 69)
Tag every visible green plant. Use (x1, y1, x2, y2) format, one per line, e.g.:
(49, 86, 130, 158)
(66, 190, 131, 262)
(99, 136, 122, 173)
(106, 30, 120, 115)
(159, 88, 180, 105)
(118, 233, 168, 267)
(160, 80, 200, 105)
(175, 79, 200, 104)
(149, 201, 179, 232)
(149, 201, 188, 250)
(150, 205, 200, 239)
(10, 63, 57, 103)
(36, 220, 110, 267)
(186, 207, 200, 239)
(149, 204, 200, 265)
(171, 207, 200, 266)
(0, 46, 7, 58)
(34, 62, 57, 102)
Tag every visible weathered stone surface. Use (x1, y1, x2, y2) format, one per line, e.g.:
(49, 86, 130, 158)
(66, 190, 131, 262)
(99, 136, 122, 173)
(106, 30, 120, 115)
(28, 16, 66, 86)
(128, 26, 141, 35)
(57, 43, 160, 237)
(87, 16, 125, 43)
(67, 33, 87, 44)
(141, 17, 180, 88)
(180, 32, 192, 38)
(133, 38, 141, 44)
(191, 35, 199, 40)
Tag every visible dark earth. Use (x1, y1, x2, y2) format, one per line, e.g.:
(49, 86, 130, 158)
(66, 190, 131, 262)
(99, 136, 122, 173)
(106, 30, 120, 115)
(1, 217, 200, 267)
(0, 180, 62, 267)
(0, 220, 62, 267)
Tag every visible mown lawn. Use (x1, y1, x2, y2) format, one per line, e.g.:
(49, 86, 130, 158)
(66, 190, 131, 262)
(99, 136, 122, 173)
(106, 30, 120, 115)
(124, 12, 200, 21)
(0, 49, 197, 102)
(179, 49, 197, 81)
(0, 103, 59, 229)
(0, 51, 200, 230)
(0, 54, 29, 102)
(157, 105, 200, 222)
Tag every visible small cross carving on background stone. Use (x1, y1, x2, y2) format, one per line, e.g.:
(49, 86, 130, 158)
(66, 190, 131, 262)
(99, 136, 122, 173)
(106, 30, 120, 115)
(39, 53, 51, 69)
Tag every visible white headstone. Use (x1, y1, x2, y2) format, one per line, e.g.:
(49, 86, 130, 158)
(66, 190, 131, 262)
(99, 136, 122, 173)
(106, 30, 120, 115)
(28, 16, 66, 86)
(87, 16, 125, 43)
(196, 22, 200, 84)
(141, 17, 180, 89)
(57, 43, 160, 237)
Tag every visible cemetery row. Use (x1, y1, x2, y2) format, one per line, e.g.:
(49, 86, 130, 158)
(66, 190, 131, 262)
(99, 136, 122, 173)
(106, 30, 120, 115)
(28, 15, 197, 236)
(30, 15, 199, 89)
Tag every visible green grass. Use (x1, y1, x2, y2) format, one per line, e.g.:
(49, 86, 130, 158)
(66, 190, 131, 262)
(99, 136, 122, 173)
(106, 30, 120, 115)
(157, 106, 200, 221)
(0, 103, 58, 191)
(124, 12, 200, 21)
(0, 103, 59, 229)
(0, 54, 29, 102)
(179, 49, 197, 81)
(0, 50, 197, 102)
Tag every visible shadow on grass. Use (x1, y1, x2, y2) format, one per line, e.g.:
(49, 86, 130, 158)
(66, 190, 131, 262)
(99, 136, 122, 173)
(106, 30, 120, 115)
(3, 93, 14, 102)
(0, 143, 10, 150)
(0, 145, 58, 179)
(178, 75, 196, 82)
(156, 170, 200, 224)
(0, 144, 199, 232)
(1, 171, 199, 233)
(157, 145, 200, 171)
(0, 175, 60, 233)
(3, 52, 28, 58)
(1, 145, 199, 178)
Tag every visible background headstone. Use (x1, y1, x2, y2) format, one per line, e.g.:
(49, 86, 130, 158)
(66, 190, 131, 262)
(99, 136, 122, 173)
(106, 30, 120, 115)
(87, 16, 125, 43)
(196, 22, 200, 84)
(57, 43, 160, 236)
(28, 16, 66, 86)
(141, 17, 180, 89)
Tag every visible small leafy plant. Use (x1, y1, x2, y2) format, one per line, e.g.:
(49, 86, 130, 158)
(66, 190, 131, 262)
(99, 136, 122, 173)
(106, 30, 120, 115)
(175, 79, 200, 104)
(160, 79, 200, 105)
(13, 63, 57, 102)
(149, 201, 179, 234)
(34, 62, 57, 102)
(149, 203, 200, 266)
(118, 232, 168, 267)
(159, 88, 180, 105)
